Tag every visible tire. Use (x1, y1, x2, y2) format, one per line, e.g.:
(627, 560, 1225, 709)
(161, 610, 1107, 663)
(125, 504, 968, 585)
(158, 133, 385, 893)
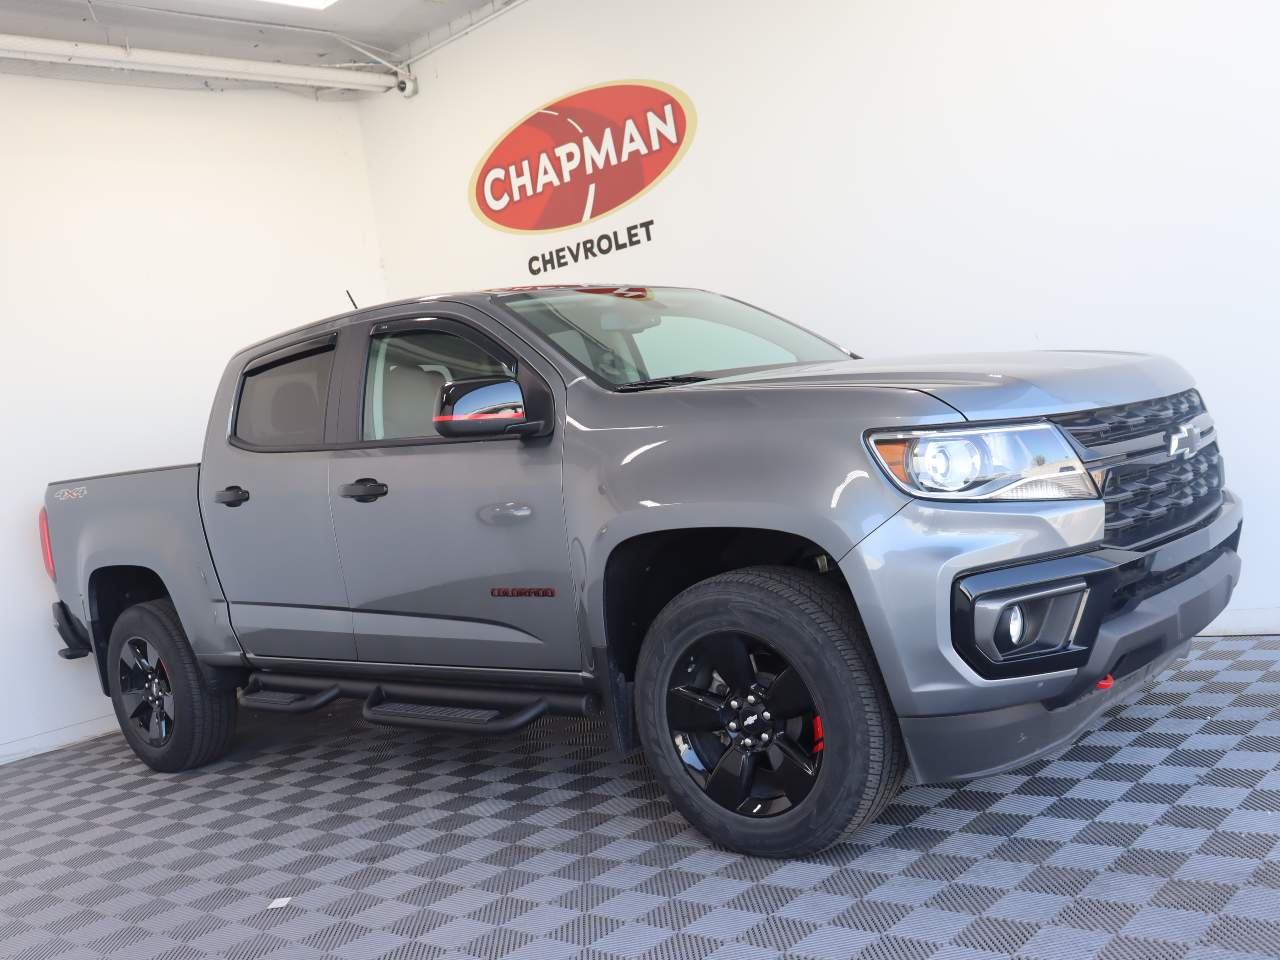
(635, 566, 906, 857)
(107, 599, 237, 772)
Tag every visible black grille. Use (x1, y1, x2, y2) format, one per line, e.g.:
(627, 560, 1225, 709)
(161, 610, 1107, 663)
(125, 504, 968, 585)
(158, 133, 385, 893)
(1053, 389, 1224, 549)
(1099, 443, 1223, 547)
(1054, 388, 1205, 447)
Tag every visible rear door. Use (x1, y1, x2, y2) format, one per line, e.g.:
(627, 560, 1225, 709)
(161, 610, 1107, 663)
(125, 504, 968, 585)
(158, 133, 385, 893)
(326, 307, 580, 669)
(199, 335, 356, 660)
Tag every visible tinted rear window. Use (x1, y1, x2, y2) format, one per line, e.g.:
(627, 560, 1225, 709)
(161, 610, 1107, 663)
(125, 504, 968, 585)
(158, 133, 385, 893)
(235, 347, 333, 447)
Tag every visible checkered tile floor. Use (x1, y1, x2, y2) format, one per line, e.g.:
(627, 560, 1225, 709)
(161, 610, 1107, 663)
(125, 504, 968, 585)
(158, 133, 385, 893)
(2, 636, 1279, 960)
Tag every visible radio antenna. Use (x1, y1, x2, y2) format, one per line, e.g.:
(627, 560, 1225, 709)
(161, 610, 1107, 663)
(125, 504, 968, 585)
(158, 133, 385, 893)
(345, 289, 358, 309)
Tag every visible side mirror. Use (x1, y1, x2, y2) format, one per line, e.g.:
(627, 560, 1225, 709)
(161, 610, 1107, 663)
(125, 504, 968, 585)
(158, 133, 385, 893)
(435, 377, 533, 438)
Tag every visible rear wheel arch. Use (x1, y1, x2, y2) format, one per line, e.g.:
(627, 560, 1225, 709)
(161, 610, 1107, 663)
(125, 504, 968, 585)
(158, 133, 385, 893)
(87, 565, 171, 693)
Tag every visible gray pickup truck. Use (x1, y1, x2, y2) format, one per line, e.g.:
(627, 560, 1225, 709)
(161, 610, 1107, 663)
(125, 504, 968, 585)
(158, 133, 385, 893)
(41, 285, 1242, 856)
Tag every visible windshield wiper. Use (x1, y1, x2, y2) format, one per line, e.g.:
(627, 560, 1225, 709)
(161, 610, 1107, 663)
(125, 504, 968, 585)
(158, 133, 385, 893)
(615, 374, 711, 392)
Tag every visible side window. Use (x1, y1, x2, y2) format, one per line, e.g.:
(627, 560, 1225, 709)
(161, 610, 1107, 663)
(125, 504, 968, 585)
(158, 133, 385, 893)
(364, 327, 514, 441)
(235, 346, 334, 447)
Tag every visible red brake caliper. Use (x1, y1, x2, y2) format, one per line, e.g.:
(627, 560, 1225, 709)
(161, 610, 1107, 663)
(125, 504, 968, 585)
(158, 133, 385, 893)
(813, 716, 824, 753)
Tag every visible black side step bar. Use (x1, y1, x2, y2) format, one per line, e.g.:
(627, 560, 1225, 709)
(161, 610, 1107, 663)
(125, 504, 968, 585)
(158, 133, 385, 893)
(240, 678, 341, 714)
(240, 671, 595, 735)
(363, 686, 547, 733)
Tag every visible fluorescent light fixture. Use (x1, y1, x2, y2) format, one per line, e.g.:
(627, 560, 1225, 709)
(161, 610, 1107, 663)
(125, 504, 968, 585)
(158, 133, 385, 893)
(248, 0, 340, 8)
(0, 31, 398, 92)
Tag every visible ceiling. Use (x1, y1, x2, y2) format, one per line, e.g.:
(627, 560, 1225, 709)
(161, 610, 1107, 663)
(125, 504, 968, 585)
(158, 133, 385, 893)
(0, 0, 516, 93)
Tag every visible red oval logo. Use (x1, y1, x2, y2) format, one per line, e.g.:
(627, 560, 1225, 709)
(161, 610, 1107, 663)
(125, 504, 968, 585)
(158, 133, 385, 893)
(470, 80, 695, 233)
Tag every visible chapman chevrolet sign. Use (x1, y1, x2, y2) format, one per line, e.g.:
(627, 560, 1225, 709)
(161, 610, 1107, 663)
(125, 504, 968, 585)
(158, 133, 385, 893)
(469, 80, 695, 274)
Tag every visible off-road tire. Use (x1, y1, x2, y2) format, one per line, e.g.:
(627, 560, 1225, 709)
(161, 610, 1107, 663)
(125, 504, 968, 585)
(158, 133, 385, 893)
(635, 566, 907, 857)
(107, 599, 237, 772)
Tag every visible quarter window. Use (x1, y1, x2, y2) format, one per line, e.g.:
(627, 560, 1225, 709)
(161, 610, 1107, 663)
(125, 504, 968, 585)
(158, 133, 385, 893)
(235, 346, 333, 447)
(363, 328, 513, 441)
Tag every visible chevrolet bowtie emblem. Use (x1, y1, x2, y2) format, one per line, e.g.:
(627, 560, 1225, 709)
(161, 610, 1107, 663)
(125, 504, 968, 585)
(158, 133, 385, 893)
(1168, 423, 1202, 460)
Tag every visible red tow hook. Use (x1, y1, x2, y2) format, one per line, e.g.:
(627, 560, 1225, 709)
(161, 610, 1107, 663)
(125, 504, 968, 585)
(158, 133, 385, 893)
(1096, 674, 1115, 690)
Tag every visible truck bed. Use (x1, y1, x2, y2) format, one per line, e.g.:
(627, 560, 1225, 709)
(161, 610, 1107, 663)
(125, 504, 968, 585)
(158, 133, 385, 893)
(43, 462, 239, 680)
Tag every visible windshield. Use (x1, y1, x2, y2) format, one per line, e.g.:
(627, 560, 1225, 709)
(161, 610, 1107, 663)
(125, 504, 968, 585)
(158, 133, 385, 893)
(496, 286, 850, 388)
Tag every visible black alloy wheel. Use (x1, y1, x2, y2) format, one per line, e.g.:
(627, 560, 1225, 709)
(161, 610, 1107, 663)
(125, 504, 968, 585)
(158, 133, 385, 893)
(666, 633, 823, 817)
(635, 567, 907, 857)
(107, 599, 238, 772)
(118, 637, 175, 747)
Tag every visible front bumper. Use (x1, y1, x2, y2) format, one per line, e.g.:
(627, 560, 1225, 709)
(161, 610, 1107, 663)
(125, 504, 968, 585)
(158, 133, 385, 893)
(841, 490, 1242, 783)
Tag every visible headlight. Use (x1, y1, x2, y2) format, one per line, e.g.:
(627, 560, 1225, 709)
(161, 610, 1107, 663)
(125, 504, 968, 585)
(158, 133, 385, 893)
(867, 423, 1098, 501)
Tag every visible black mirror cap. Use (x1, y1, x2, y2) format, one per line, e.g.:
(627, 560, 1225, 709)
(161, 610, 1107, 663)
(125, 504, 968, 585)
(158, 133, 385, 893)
(436, 377, 529, 438)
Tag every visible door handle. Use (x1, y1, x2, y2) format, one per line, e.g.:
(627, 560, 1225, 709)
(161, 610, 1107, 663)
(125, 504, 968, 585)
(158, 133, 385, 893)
(215, 485, 250, 507)
(478, 501, 533, 525)
(340, 478, 389, 503)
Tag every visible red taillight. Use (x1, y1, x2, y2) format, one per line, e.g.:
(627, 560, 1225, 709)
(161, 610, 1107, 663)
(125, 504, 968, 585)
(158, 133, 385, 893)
(39, 507, 55, 582)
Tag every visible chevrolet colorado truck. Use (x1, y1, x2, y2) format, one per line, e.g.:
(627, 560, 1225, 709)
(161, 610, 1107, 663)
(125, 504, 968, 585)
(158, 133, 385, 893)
(41, 285, 1242, 856)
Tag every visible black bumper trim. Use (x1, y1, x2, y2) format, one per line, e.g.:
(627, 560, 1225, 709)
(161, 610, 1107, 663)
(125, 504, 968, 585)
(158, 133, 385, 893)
(910, 541, 1241, 782)
(902, 639, 1184, 783)
(952, 509, 1242, 682)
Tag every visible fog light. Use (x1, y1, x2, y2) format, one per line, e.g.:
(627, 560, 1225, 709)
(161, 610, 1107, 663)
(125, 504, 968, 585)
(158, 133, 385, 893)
(994, 603, 1029, 653)
(968, 579, 1089, 668)
(1006, 605, 1027, 646)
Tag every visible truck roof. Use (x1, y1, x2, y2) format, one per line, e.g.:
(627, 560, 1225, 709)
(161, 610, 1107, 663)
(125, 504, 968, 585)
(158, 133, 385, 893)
(233, 284, 672, 358)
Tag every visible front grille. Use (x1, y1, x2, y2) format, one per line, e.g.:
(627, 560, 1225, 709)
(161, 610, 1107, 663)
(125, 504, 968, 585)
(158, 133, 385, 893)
(1101, 442, 1223, 545)
(1053, 389, 1224, 549)
(1053, 388, 1205, 446)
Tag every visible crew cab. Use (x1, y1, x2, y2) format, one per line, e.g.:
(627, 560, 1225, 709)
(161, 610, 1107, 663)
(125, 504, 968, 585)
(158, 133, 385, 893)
(42, 285, 1242, 856)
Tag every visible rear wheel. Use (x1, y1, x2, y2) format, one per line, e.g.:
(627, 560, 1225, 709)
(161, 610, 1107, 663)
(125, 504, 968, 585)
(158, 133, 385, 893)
(107, 599, 237, 772)
(635, 566, 906, 857)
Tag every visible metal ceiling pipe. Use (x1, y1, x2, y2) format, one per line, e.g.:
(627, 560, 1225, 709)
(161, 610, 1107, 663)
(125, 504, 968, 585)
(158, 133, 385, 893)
(0, 32, 398, 93)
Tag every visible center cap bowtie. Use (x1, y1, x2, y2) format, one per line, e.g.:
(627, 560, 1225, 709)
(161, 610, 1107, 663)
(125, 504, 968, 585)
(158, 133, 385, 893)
(725, 695, 775, 751)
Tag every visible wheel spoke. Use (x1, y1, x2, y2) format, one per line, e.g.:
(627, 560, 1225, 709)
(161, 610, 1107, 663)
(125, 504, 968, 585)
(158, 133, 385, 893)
(160, 693, 175, 719)
(702, 635, 755, 691)
(121, 643, 145, 673)
(768, 735, 819, 804)
(667, 686, 725, 731)
(119, 689, 147, 718)
(704, 746, 756, 810)
(145, 707, 160, 742)
(766, 668, 814, 719)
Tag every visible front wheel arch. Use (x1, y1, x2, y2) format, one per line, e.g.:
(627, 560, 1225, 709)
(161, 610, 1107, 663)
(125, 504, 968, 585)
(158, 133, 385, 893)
(602, 526, 856, 684)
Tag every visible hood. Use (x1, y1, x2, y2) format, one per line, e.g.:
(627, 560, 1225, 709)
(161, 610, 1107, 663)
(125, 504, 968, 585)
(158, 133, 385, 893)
(709, 350, 1195, 421)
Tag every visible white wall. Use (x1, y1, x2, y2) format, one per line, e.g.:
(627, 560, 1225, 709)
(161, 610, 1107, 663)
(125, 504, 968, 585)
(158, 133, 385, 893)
(358, 0, 1279, 630)
(0, 75, 386, 762)
(4, 0, 1277, 762)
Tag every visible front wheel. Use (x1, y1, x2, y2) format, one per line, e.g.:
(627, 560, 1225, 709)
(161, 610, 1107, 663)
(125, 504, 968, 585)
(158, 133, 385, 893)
(107, 599, 237, 772)
(635, 567, 906, 857)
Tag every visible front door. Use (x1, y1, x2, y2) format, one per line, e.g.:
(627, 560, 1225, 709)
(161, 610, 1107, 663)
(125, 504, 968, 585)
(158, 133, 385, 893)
(199, 336, 356, 660)
(327, 313, 580, 669)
